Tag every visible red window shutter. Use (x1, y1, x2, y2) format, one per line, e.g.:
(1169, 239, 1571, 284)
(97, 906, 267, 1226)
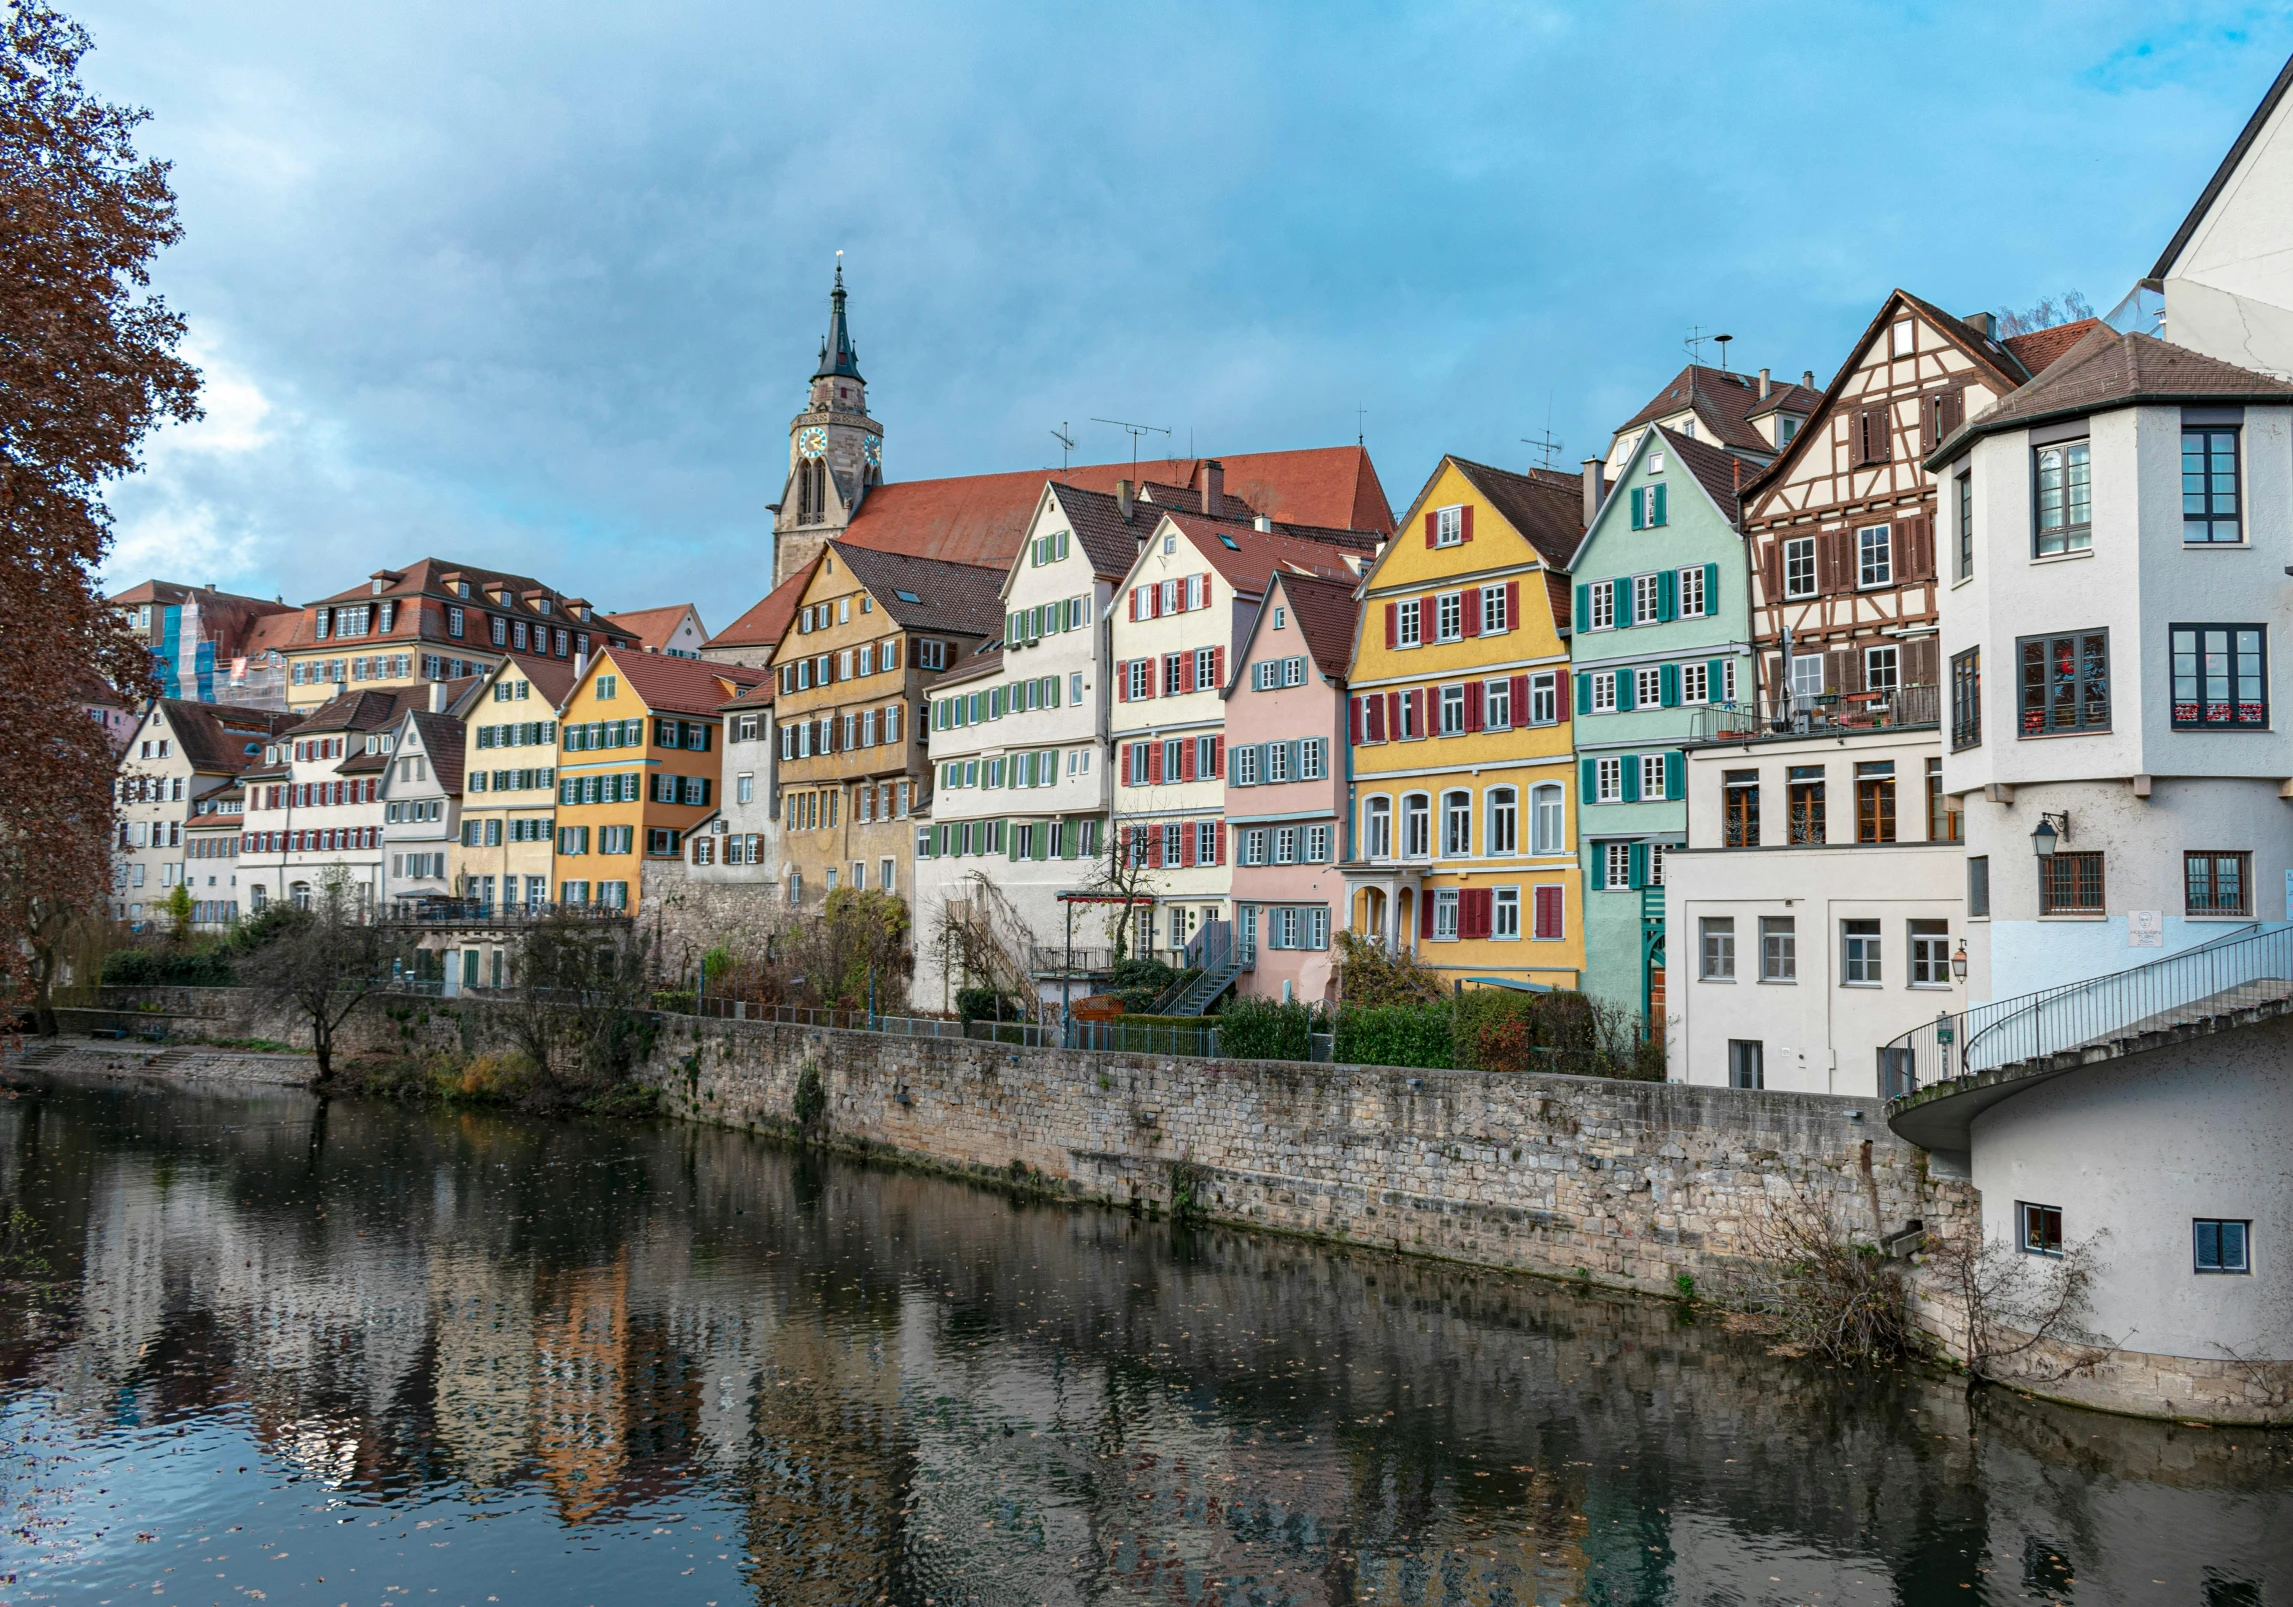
(1420, 891, 1435, 937)
(1418, 596, 1435, 642)
(1200, 572, 1212, 609)
(1460, 505, 1474, 543)
(1410, 688, 1426, 734)
(1369, 696, 1386, 741)
(1424, 510, 1438, 547)
(1465, 684, 1482, 732)
(1180, 740, 1196, 782)
(1214, 821, 1226, 864)
(1149, 743, 1163, 784)
(1463, 594, 1480, 637)
(1211, 736, 1224, 776)
(1387, 690, 1402, 737)
(1149, 829, 1163, 868)
(1511, 674, 1530, 720)
(1212, 647, 1225, 687)
(1143, 661, 1156, 698)
(1385, 601, 1398, 647)
(1181, 825, 1196, 866)
(1504, 580, 1520, 631)
(1349, 697, 1363, 743)
(1129, 588, 1140, 621)
(1117, 662, 1128, 702)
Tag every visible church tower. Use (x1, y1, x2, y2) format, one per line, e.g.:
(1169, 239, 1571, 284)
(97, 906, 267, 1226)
(773, 262, 885, 586)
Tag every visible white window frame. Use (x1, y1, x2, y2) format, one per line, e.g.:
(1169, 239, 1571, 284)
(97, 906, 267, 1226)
(1588, 584, 1615, 631)
(1434, 505, 1465, 546)
(1530, 671, 1558, 725)
(1432, 888, 1459, 940)
(1784, 537, 1818, 600)
(1364, 796, 1393, 860)
(1402, 794, 1431, 859)
(1441, 790, 1471, 857)
(1530, 783, 1564, 856)
(1681, 662, 1709, 705)
(1590, 674, 1618, 715)
(1436, 592, 1464, 642)
(1479, 584, 1508, 634)
(1677, 565, 1706, 618)
(1492, 886, 1520, 940)
(1603, 841, 1633, 888)
(1635, 666, 1662, 707)
(1594, 757, 1622, 803)
(1633, 573, 1661, 624)
(1864, 644, 1900, 696)
(1488, 786, 1518, 855)
(1439, 684, 1466, 735)
(1484, 678, 1512, 729)
(1640, 754, 1667, 798)
(1857, 523, 1893, 589)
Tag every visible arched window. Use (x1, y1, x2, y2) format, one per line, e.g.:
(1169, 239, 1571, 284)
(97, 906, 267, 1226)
(1402, 794, 1431, 859)
(1364, 797, 1393, 860)
(1530, 783, 1565, 856)
(1488, 786, 1518, 855)
(1442, 790, 1472, 857)
(797, 458, 827, 524)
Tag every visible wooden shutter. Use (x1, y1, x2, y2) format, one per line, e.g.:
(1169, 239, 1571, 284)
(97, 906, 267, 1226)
(1574, 584, 1590, 631)
(1424, 510, 1439, 547)
(1418, 596, 1435, 643)
(1464, 685, 1482, 732)
(1460, 505, 1474, 542)
(1897, 512, 1933, 581)
(1419, 891, 1435, 937)
(1628, 842, 1648, 889)
(1409, 688, 1426, 735)
(1704, 561, 1720, 614)
(1657, 569, 1677, 621)
(1575, 673, 1591, 715)
(1211, 736, 1223, 776)
(1387, 691, 1401, 737)
(1148, 828, 1163, 869)
(1212, 821, 1226, 863)
(1349, 697, 1363, 743)
(1385, 601, 1399, 647)
(1462, 594, 1479, 638)
(1180, 824, 1196, 866)
(1180, 740, 1196, 782)
(1652, 483, 1668, 526)
(1666, 751, 1684, 800)
(1905, 637, 1939, 688)
(1580, 758, 1597, 803)
(1511, 674, 1529, 720)
(1504, 580, 1519, 631)
(1760, 540, 1781, 602)
(1660, 663, 1680, 706)
(1630, 487, 1646, 530)
(1212, 647, 1225, 687)
(1620, 755, 1639, 801)
(1146, 743, 1161, 784)
(1827, 648, 1855, 695)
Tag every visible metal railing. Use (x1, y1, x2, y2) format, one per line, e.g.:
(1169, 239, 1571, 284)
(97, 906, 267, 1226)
(1688, 683, 1940, 747)
(1067, 1019, 1220, 1058)
(1879, 921, 2293, 1098)
(384, 898, 629, 927)
(1029, 944, 1117, 975)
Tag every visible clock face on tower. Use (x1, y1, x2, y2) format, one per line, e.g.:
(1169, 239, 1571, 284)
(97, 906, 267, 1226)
(862, 434, 881, 469)
(796, 426, 827, 459)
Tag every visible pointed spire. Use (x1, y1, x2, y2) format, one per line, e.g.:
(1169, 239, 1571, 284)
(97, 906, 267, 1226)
(814, 256, 863, 382)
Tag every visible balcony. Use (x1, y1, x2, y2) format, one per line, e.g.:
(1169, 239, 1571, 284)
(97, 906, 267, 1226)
(384, 897, 629, 928)
(1029, 944, 1117, 976)
(1687, 683, 1939, 747)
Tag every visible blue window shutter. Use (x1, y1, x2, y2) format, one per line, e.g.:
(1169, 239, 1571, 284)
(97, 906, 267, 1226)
(1580, 758, 1597, 804)
(1614, 577, 1633, 626)
(1589, 840, 1606, 888)
(1658, 569, 1677, 621)
(1630, 487, 1645, 530)
(1652, 483, 1668, 526)
(1703, 562, 1721, 615)
(1708, 657, 1727, 700)
(1628, 841, 1648, 888)
(1617, 670, 1635, 712)
(1666, 751, 1684, 800)
(1660, 663, 1680, 706)
(1621, 756, 1640, 802)
(1574, 584, 1590, 631)
(1576, 673, 1592, 715)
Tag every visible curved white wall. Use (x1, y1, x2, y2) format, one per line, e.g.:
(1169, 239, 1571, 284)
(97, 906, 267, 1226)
(1969, 1018, 2293, 1361)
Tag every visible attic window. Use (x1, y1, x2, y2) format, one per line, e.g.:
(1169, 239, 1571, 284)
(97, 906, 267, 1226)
(1648, 451, 1665, 474)
(1217, 533, 1240, 551)
(895, 589, 922, 604)
(370, 579, 384, 595)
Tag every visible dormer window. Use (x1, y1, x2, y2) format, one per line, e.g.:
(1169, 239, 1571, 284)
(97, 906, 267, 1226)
(371, 579, 384, 595)
(457, 581, 472, 598)
(1777, 416, 1800, 446)
(536, 597, 551, 616)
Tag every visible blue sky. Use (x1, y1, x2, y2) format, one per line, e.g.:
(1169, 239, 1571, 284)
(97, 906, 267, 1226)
(83, 0, 2293, 625)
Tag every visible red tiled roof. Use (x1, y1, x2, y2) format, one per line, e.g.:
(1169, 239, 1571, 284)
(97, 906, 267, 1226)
(406, 710, 469, 795)
(1157, 510, 1361, 597)
(1442, 459, 1586, 569)
(832, 543, 1007, 637)
(241, 613, 305, 656)
(157, 700, 300, 773)
(108, 579, 295, 615)
(836, 446, 1393, 571)
(600, 603, 706, 650)
(1613, 366, 1820, 456)
(1654, 426, 1749, 523)
(497, 650, 580, 707)
(2002, 318, 2103, 376)
(704, 559, 817, 651)
(591, 647, 765, 718)
(718, 680, 777, 713)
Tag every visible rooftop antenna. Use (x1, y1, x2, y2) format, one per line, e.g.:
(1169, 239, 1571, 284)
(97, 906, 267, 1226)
(1355, 404, 1368, 446)
(1713, 333, 1734, 370)
(1684, 324, 1714, 364)
(1091, 416, 1171, 476)
(1050, 422, 1075, 476)
(1522, 391, 1562, 470)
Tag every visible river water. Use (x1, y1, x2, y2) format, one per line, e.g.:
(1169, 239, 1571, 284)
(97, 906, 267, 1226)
(0, 1072, 2284, 1606)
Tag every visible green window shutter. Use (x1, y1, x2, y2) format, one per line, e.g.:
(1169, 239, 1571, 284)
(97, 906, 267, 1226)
(1589, 842, 1606, 889)
(1579, 758, 1597, 804)
(1703, 562, 1721, 615)
(1008, 823, 1021, 861)
(1652, 483, 1668, 526)
(1657, 569, 1677, 621)
(1628, 841, 1648, 888)
(1033, 824, 1051, 861)
(1048, 676, 1061, 707)
(1708, 657, 1727, 700)
(1630, 488, 1645, 530)
(1616, 670, 1635, 712)
(1613, 577, 1632, 626)
(1621, 755, 1640, 802)
(1660, 663, 1680, 706)
(1574, 584, 1590, 630)
(1666, 750, 1684, 800)
(1576, 673, 1592, 715)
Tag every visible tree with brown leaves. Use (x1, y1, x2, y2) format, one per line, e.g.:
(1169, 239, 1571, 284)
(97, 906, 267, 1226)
(1, 3, 199, 1029)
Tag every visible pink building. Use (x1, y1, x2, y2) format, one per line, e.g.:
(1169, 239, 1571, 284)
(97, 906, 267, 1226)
(1222, 571, 1358, 1004)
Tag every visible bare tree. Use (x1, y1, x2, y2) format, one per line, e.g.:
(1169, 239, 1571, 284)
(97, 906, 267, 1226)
(1917, 1222, 2112, 1384)
(931, 871, 1036, 1011)
(237, 869, 407, 1082)
(1997, 290, 2097, 337)
(1, 5, 198, 1030)
(1724, 1182, 1916, 1365)
(1079, 825, 1161, 963)
(503, 910, 654, 1092)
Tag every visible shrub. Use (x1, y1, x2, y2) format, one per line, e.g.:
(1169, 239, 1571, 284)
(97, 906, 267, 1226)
(792, 1061, 827, 1129)
(1335, 1002, 1454, 1070)
(102, 946, 235, 986)
(956, 986, 1022, 1023)
(1332, 931, 1446, 1008)
(1215, 995, 1326, 1062)
(651, 989, 697, 1016)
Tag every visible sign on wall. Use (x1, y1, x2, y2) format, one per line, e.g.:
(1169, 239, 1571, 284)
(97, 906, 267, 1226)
(2127, 909, 2163, 948)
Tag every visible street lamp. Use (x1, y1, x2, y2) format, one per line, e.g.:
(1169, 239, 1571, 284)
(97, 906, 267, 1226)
(2030, 811, 2069, 858)
(1950, 941, 1968, 982)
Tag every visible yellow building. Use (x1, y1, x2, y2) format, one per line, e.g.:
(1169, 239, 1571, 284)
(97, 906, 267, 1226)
(449, 653, 580, 912)
(553, 649, 765, 913)
(1340, 457, 1589, 990)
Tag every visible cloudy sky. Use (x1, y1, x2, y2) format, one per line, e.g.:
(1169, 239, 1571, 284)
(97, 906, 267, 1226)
(83, 0, 2293, 625)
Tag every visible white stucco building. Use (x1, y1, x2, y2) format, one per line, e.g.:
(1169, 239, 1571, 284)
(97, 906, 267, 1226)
(111, 700, 296, 927)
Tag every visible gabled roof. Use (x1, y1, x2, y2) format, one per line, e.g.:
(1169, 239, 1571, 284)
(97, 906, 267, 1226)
(109, 579, 295, 615)
(1152, 510, 1361, 598)
(835, 446, 1393, 570)
(600, 603, 707, 651)
(2152, 51, 2293, 281)
(1442, 458, 1586, 569)
(705, 558, 818, 652)
(587, 648, 766, 718)
(1744, 288, 2036, 504)
(1046, 481, 1158, 579)
(1612, 365, 1823, 455)
(1654, 425, 1747, 525)
(403, 710, 469, 795)
(831, 543, 1006, 637)
(288, 682, 480, 738)
(490, 650, 580, 708)
(1927, 326, 2293, 469)
(2001, 318, 2104, 376)
(927, 646, 1006, 691)
(240, 612, 304, 657)
(157, 700, 300, 773)
(1263, 570, 1360, 683)
(717, 679, 777, 715)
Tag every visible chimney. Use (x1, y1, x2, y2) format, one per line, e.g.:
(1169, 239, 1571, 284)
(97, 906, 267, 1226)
(1963, 311, 1997, 339)
(1581, 458, 1605, 528)
(1757, 367, 1771, 399)
(1201, 458, 1224, 515)
(1115, 478, 1134, 521)
(1801, 370, 1815, 390)
(1254, 513, 1272, 532)
(428, 680, 448, 714)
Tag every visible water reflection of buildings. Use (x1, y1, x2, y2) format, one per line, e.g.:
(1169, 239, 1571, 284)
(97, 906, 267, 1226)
(533, 1257, 630, 1524)
(430, 1249, 535, 1487)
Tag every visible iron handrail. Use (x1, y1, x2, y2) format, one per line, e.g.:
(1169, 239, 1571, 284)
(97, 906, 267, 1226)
(1879, 920, 2290, 1099)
